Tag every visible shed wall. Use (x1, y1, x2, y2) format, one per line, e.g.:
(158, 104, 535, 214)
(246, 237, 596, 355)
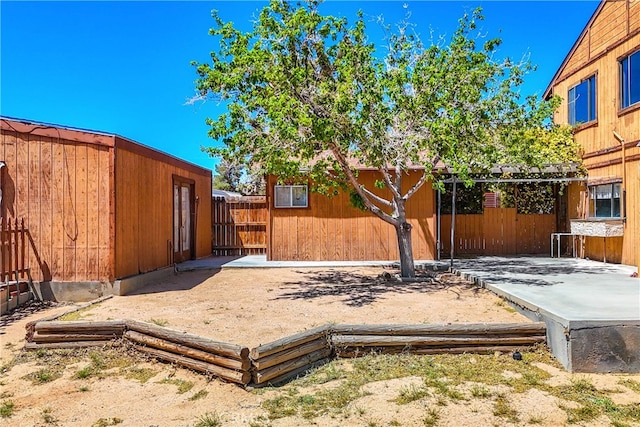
(267, 171, 436, 261)
(114, 142, 212, 279)
(0, 128, 113, 282)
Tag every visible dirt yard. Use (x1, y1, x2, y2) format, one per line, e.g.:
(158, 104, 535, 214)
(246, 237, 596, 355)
(1, 267, 640, 426)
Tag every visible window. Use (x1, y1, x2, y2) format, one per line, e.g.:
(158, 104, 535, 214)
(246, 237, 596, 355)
(568, 75, 596, 125)
(620, 50, 640, 109)
(589, 183, 621, 218)
(274, 185, 308, 208)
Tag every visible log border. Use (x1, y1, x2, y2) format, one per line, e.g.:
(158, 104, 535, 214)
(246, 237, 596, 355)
(23, 319, 547, 387)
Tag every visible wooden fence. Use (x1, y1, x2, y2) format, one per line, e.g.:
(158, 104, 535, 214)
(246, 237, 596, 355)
(441, 209, 556, 256)
(212, 196, 267, 256)
(1, 217, 34, 314)
(1, 217, 30, 282)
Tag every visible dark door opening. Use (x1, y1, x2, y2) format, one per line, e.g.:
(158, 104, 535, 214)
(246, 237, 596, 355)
(173, 177, 195, 263)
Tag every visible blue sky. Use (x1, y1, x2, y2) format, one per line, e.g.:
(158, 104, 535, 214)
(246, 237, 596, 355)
(1, 1, 600, 171)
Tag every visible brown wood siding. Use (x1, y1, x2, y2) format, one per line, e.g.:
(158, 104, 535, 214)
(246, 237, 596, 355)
(267, 171, 436, 261)
(440, 210, 555, 256)
(113, 147, 211, 279)
(551, 1, 639, 267)
(631, 1, 640, 32)
(588, 0, 628, 58)
(0, 129, 113, 282)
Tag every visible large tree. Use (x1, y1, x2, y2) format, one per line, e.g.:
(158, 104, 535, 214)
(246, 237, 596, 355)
(193, 1, 579, 277)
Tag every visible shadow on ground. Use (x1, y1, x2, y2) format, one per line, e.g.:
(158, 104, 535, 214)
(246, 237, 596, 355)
(454, 257, 625, 287)
(274, 270, 478, 307)
(125, 269, 221, 295)
(0, 300, 58, 333)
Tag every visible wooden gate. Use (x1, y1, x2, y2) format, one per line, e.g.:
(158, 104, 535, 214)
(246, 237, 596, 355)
(211, 196, 267, 256)
(440, 208, 555, 256)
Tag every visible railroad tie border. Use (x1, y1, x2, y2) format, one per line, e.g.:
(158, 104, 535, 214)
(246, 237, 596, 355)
(24, 319, 546, 386)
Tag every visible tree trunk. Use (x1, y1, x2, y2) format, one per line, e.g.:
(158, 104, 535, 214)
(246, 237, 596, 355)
(395, 222, 415, 278)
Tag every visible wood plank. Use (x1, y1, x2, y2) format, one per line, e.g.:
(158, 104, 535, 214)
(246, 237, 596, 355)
(25, 341, 113, 350)
(253, 357, 332, 387)
(336, 345, 527, 358)
(86, 145, 100, 278)
(50, 139, 65, 279)
(26, 134, 42, 282)
(124, 330, 250, 371)
(75, 143, 88, 280)
(132, 345, 251, 385)
(35, 320, 126, 333)
(38, 137, 53, 282)
(250, 324, 331, 359)
(32, 332, 120, 343)
(126, 319, 249, 360)
(331, 323, 546, 336)
(331, 335, 546, 347)
(62, 143, 77, 281)
(252, 337, 328, 370)
(253, 347, 332, 384)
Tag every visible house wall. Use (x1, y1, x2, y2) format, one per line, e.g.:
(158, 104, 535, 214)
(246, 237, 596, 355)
(267, 170, 437, 261)
(550, 0, 640, 267)
(114, 137, 212, 279)
(0, 121, 114, 283)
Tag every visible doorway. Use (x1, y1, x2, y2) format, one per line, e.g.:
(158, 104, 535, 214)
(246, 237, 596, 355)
(173, 177, 195, 263)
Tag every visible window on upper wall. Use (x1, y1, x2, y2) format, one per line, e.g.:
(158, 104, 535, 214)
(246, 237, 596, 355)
(568, 75, 597, 125)
(620, 50, 640, 109)
(274, 185, 308, 208)
(588, 183, 621, 219)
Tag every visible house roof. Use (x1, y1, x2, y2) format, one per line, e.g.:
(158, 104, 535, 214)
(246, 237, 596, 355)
(309, 150, 581, 175)
(0, 116, 211, 177)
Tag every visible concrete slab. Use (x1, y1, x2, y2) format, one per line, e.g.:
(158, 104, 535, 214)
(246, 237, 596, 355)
(453, 257, 639, 321)
(452, 256, 640, 373)
(177, 255, 447, 271)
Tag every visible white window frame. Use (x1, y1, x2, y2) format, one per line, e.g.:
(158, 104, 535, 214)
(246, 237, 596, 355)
(274, 185, 308, 208)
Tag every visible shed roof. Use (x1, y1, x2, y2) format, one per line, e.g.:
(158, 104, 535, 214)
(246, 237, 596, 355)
(0, 116, 211, 177)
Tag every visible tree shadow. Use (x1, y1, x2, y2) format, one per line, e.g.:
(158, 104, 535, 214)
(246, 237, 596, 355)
(454, 256, 625, 287)
(273, 269, 477, 307)
(0, 300, 58, 332)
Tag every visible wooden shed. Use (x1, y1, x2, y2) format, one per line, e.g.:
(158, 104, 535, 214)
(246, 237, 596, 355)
(266, 170, 438, 261)
(0, 117, 212, 301)
(265, 170, 564, 262)
(545, 0, 640, 269)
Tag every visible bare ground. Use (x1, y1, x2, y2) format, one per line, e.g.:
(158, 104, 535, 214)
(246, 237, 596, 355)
(1, 266, 639, 427)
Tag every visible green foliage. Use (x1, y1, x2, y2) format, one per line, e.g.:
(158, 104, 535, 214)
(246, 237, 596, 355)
(349, 189, 367, 211)
(92, 418, 123, 427)
(193, 0, 581, 275)
(0, 400, 14, 418)
(212, 157, 265, 195)
(194, 412, 223, 427)
(212, 157, 243, 192)
(188, 389, 209, 401)
(159, 378, 194, 394)
(440, 183, 484, 214)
